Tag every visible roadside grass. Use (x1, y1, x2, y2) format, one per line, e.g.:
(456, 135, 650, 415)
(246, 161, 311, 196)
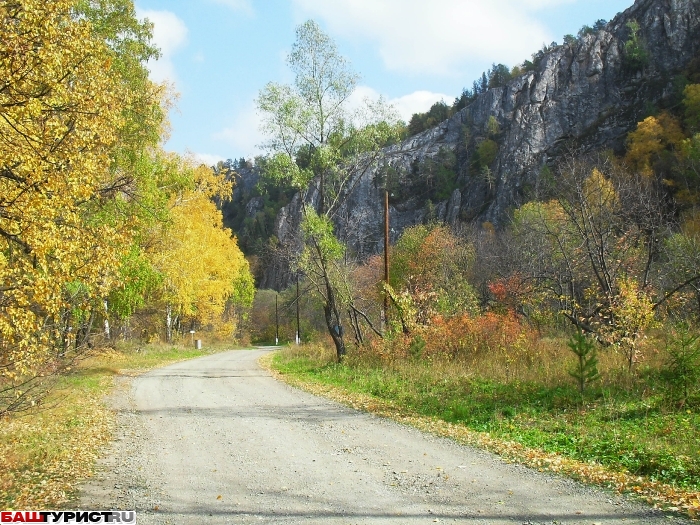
(0, 340, 238, 509)
(269, 342, 700, 517)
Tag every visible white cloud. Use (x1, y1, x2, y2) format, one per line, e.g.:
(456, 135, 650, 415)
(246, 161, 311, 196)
(213, 105, 266, 159)
(520, 0, 575, 9)
(191, 152, 226, 167)
(345, 85, 383, 114)
(349, 85, 453, 123)
(389, 90, 453, 122)
(136, 9, 188, 83)
(210, 0, 254, 15)
(292, 0, 556, 75)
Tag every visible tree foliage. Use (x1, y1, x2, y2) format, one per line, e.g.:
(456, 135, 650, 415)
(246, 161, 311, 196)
(0, 0, 140, 402)
(389, 224, 478, 328)
(149, 164, 252, 339)
(683, 84, 700, 133)
(407, 101, 450, 136)
(623, 20, 649, 71)
(0, 0, 253, 413)
(257, 20, 400, 360)
(506, 156, 668, 355)
(625, 113, 685, 176)
(661, 325, 700, 406)
(473, 139, 499, 171)
(568, 331, 600, 395)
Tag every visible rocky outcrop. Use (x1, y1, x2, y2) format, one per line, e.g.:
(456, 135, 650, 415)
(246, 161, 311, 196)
(229, 0, 700, 289)
(457, 0, 700, 223)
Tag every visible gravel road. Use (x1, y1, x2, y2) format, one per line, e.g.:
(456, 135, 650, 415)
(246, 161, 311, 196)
(79, 349, 690, 524)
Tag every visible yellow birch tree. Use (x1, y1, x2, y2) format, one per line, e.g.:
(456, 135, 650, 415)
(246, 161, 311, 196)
(0, 0, 160, 412)
(148, 163, 253, 341)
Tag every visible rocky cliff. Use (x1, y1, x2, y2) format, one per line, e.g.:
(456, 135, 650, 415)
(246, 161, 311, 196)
(225, 0, 700, 290)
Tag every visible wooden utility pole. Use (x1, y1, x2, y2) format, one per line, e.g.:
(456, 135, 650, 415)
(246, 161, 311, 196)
(383, 187, 390, 329)
(275, 294, 279, 346)
(296, 275, 301, 345)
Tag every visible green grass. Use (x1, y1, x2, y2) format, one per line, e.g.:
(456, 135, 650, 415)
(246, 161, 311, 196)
(0, 341, 239, 509)
(272, 347, 700, 491)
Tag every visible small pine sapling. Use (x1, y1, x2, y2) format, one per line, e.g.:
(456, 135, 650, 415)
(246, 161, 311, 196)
(661, 326, 700, 408)
(568, 330, 600, 395)
(408, 335, 426, 359)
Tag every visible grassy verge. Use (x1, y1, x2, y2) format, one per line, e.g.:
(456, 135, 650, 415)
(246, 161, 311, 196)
(0, 341, 237, 509)
(266, 344, 700, 518)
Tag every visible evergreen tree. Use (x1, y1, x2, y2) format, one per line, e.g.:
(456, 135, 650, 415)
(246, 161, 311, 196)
(568, 331, 600, 395)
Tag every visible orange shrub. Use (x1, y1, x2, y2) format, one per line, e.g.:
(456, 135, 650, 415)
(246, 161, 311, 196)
(351, 311, 566, 383)
(418, 312, 532, 357)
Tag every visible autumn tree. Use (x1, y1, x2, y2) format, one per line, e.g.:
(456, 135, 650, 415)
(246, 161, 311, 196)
(508, 154, 668, 365)
(75, 0, 176, 338)
(257, 20, 400, 360)
(0, 0, 160, 413)
(142, 160, 253, 341)
(388, 224, 478, 329)
(509, 199, 574, 323)
(624, 112, 684, 177)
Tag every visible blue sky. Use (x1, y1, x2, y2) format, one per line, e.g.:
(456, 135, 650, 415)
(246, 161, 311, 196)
(135, 0, 634, 165)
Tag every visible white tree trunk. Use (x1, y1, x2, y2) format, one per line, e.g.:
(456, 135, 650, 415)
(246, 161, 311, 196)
(166, 304, 172, 343)
(103, 299, 111, 339)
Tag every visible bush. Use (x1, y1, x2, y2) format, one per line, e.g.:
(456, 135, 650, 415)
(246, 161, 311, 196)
(414, 312, 543, 382)
(472, 139, 498, 171)
(623, 20, 649, 71)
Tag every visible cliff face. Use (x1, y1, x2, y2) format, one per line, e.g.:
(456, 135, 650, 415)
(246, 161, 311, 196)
(464, 0, 700, 223)
(228, 0, 700, 289)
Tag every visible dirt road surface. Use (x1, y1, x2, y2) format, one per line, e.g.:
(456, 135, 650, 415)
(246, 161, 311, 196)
(79, 349, 690, 524)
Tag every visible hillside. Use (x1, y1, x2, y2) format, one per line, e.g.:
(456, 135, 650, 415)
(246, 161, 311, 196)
(221, 0, 700, 289)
